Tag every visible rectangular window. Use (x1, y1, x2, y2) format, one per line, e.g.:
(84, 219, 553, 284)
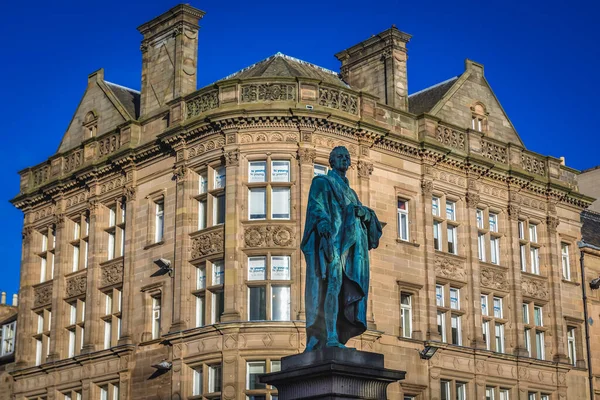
(397, 200, 409, 241)
(534, 306, 543, 326)
(529, 224, 538, 243)
(40, 256, 47, 283)
(35, 338, 43, 365)
(214, 167, 226, 189)
(246, 361, 267, 390)
(436, 285, 444, 307)
(541, 395, 550, 400)
(192, 367, 203, 396)
(104, 320, 112, 349)
(249, 161, 267, 183)
(249, 188, 267, 220)
(271, 187, 291, 219)
(271, 256, 291, 280)
(490, 237, 500, 265)
(481, 295, 488, 316)
(208, 365, 222, 393)
(495, 323, 505, 353)
(72, 245, 80, 272)
(524, 328, 532, 357)
(476, 209, 484, 229)
(196, 265, 206, 290)
(400, 293, 412, 338)
(520, 245, 527, 272)
(500, 389, 509, 400)
(567, 327, 577, 366)
(486, 387, 495, 400)
(440, 380, 450, 400)
(213, 193, 226, 225)
(493, 297, 503, 318)
(271, 286, 291, 321)
(195, 296, 205, 328)
(478, 233, 486, 262)
(68, 329, 76, 357)
(562, 243, 571, 280)
(199, 172, 208, 194)
(107, 231, 115, 260)
(313, 164, 328, 176)
(446, 201, 456, 221)
(1, 322, 16, 356)
(198, 199, 207, 230)
(489, 213, 498, 232)
(528, 393, 536, 400)
(536, 331, 545, 360)
(447, 225, 457, 255)
(432, 197, 440, 217)
(530, 247, 540, 274)
(433, 221, 442, 251)
(248, 256, 267, 281)
(213, 260, 224, 286)
(482, 321, 490, 350)
(155, 201, 164, 243)
(456, 383, 466, 400)
(271, 160, 290, 182)
(249, 286, 267, 321)
(451, 315, 462, 345)
(152, 296, 161, 340)
(212, 291, 224, 324)
(522, 303, 529, 324)
(437, 311, 447, 342)
(518, 220, 525, 240)
(449, 288, 459, 310)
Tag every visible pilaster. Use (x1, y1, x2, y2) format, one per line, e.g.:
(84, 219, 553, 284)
(82, 195, 102, 354)
(421, 177, 441, 341)
(47, 201, 66, 362)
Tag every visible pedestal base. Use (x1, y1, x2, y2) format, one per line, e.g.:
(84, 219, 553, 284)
(260, 347, 405, 400)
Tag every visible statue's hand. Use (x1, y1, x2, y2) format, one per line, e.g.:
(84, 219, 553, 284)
(317, 220, 332, 239)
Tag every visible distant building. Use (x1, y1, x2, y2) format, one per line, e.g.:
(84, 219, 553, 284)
(0, 292, 18, 400)
(9, 3, 596, 399)
(579, 166, 600, 213)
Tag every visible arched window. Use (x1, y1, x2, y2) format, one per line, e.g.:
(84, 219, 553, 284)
(83, 111, 98, 138)
(470, 102, 488, 132)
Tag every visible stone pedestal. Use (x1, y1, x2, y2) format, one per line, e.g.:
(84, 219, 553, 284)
(260, 347, 405, 400)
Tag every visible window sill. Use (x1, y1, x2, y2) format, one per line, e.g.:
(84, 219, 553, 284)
(144, 241, 165, 250)
(139, 338, 162, 347)
(396, 239, 420, 247)
(562, 279, 580, 286)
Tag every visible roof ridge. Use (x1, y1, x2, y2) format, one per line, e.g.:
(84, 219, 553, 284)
(408, 76, 458, 98)
(219, 52, 340, 82)
(105, 81, 141, 94)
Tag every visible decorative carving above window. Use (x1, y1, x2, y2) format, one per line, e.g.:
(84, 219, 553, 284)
(521, 154, 546, 176)
(190, 227, 224, 259)
(435, 125, 465, 151)
(522, 276, 548, 300)
(34, 282, 53, 308)
(434, 255, 466, 281)
(480, 267, 508, 291)
(480, 139, 507, 163)
(241, 83, 296, 103)
(186, 90, 219, 119)
(318, 87, 358, 115)
(244, 225, 295, 248)
(66, 274, 87, 298)
(100, 259, 124, 288)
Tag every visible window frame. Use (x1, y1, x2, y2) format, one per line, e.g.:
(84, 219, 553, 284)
(246, 254, 292, 322)
(246, 157, 292, 222)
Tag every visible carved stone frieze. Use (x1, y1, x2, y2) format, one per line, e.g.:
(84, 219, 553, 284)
(436, 126, 465, 151)
(191, 228, 224, 259)
(98, 133, 121, 157)
(466, 192, 480, 209)
(64, 150, 83, 173)
(66, 192, 88, 208)
(101, 261, 124, 287)
(33, 205, 55, 222)
(521, 154, 546, 176)
(480, 139, 507, 163)
(244, 225, 295, 248)
(33, 164, 51, 187)
(188, 137, 226, 157)
(34, 283, 53, 307)
(241, 84, 295, 103)
(434, 255, 466, 281)
(313, 136, 358, 156)
(521, 277, 548, 300)
(297, 148, 317, 164)
(356, 161, 373, 178)
(239, 132, 298, 144)
(100, 174, 129, 194)
(224, 150, 240, 167)
(547, 216, 560, 234)
(186, 90, 219, 119)
(480, 267, 509, 291)
(318, 88, 358, 115)
(66, 274, 87, 297)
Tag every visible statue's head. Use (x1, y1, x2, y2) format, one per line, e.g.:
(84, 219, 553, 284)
(329, 146, 351, 173)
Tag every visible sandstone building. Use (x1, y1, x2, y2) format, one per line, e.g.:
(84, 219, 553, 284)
(9, 4, 596, 399)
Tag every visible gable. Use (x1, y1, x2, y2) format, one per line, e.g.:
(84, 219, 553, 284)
(430, 60, 524, 147)
(57, 69, 139, 154)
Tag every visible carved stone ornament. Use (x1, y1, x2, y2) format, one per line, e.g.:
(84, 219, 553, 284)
(186, 90, 219, 119)
(123, 185, 137, 202)
(34, 284, 53, 307)
(480, 139, 507, 163)
(435, 125, 465, 151)
(521, 277, 548, 300)
(421, 180, 433, 196)
(244, 225, 295, 248)
(191, 228, 224, 259)
(66, 275, 87, 298)
(224, 150, 240, 167)
(52, 213, 66, 229)
(466, 192, 480, 209)
(521, 154, 546, 176)
(434, 255, 466, 281)
(480, 267, 509, 291)
(507, 204, 521, 221)
(172, 165, 188, 183)
(318, 87, 358, 115)
(297, 148, 317, 165)
(87, 198, 100, 214)
(356, 161, 373, 179)
(101, 261, 124, 287)
(22, 226, 34, 240)
(241, 83, 296, 103)
(547, 216, 560, 234)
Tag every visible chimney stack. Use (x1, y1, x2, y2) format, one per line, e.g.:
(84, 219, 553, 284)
(137, 4, 206, 117)
(0, 292, 5, 304)
(335, 26, 412, 111)
(12, 294, 18, 306)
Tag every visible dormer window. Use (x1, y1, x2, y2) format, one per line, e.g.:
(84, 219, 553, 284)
(470, 102, 488, 132)
(83, 111, 98, 139)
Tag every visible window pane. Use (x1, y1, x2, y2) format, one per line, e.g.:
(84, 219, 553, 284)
(436, 285, 444, 307)
(456, 383, 466, 400)
(314, 164, 328, 176)
(482, 321, 490, 350)
(440, 380, 450, 400)
(212, 292, 224, 324)
(193, 368, 203, 396)
(199, 173, 208, 194)
(271, 187, 290, 219)
(271, 161, 290, 182)
(437, 311, 446, 342)
(489, 213, 498, 232)
(397, 200, 409, 241)
(493, 297, 503, 318)
(209, 365, 222, 393)
(249, 188, 267, 220)
(248, 257, 267, 281)
(214, 193, 225, 225)
(271, 256, 290, 280)
(432, 197, 440, 216)
(214, 167, 226, 189)
(249, 287, 267, 321)
(247, 361, 266, 390)
(446, 201, 455, 221)
(476, 209, 484, 229)
(272, 286, 291, 321)
(451, 315, 461, 345)
(249, 161, 266, 183)
(525, 328, 531, 356)
(536, 331, 545, 359)
(450, 288, 459, 310)
(481, 295, 488, 316)
(534, 306, 543, 326)
(522, 303, 529, 324)
(518, 221, 525, 239)
(433, 221, 442, 250)
(197, 265, 206, 290)
(491, 237, 499, 265)
(447, 225, 457, 254)
(212, 261, 224, 286)
(196, 296, 205, 328)
(478, 233, 486, 261)
(198, 200, 207, 230)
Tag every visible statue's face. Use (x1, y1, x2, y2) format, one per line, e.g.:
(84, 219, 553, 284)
(330, 148, 351, 173)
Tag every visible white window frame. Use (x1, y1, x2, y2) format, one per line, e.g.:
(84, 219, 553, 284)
(567, 326, 577, 366)
(495, 323, 505, 353)
(400, 293, 412, 338)
(562, 243, 571, 280)
(152, 296, 161, 340)
(397, 199, 409, 241)
(155, 201, 164, 243)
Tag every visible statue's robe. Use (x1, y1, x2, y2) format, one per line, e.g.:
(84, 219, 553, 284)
(300, 170, 382, 348)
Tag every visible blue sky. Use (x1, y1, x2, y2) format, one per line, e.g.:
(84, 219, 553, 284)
(0, 0, 598, 296)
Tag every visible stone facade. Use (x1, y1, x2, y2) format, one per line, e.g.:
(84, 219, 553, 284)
(8, 3, 596, 400)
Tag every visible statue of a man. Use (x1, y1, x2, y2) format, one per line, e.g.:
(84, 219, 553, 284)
(301, 146, 382, 351)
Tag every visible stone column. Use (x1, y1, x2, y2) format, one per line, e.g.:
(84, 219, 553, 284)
(47, 206, 66, 362)
(14, 223, 36, 367)
(118, 183, 137, 345)
(421, 179, 441, 341)
(221, 146, 242, 322)
(357, 157, 376, 330)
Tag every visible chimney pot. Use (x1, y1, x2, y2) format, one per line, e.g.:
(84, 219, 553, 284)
(12, 294, 18, 307)
(1, 292, 5, 304)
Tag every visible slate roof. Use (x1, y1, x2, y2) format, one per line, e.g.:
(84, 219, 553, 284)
(582, 210, 600, 248)
(106, 81, 141, 119)
(219, 52, 348, 87)
(408, 77, 459, 115)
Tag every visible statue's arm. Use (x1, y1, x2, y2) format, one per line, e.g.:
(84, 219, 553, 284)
(308, 178, 333, 237)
